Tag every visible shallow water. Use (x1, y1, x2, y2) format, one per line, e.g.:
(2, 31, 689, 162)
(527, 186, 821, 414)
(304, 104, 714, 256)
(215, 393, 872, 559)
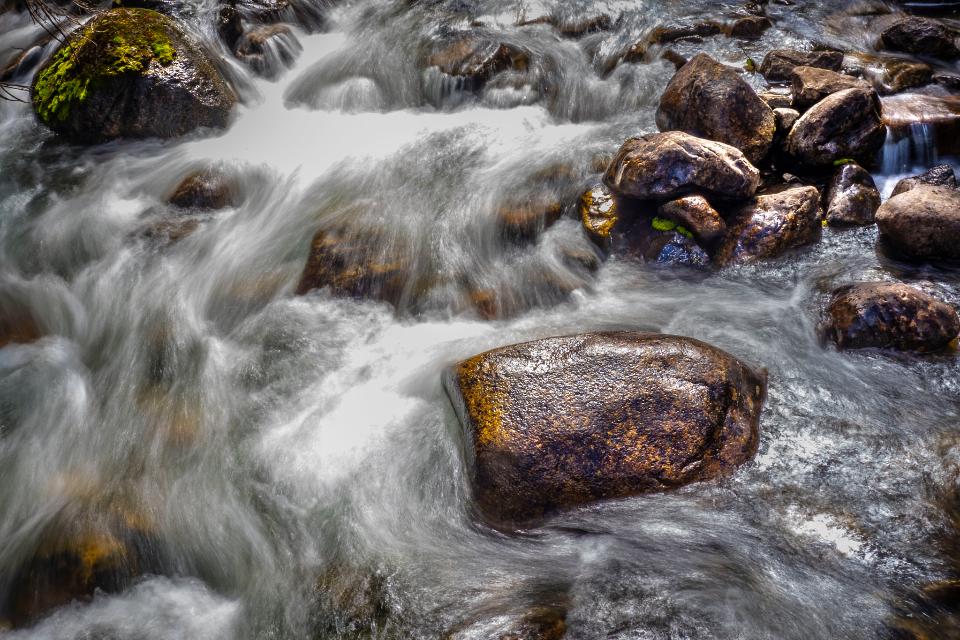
(1, 0, 959, 638)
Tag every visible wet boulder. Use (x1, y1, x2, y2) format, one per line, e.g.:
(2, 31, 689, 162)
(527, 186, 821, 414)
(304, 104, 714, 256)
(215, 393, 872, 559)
(425, 36, 529, 89)
(842, 53, 932, 95)
(603, 131, 760, 201)
(496, 194, 563, 242)
(579, 182, 620, 247)
(784, 88, 885, 169)
(890, 164, 957, 197)
(168, 169, 239, 210)
(717, 186, 822, 264)
(825, 282, 960, 352)
(759, 49, 843, 82)
(444, 332, 766, 524)
(824, 162, 881, 226)
(233, 24, 301, 78)
(726, 15, 772, 40)
(647, 21, 722, 45)
(658, 195, 727, 247)
(879, 16, 959, 61)
(875, 185, 960, 261)
(655, 53, 775, 164)
(881, 93, 960, 157)
(31, 8, 237, 143)
(790, 66, 869, 110)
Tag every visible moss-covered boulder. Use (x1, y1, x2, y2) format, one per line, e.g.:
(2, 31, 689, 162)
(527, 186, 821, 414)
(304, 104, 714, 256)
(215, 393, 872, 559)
(445, 332, 766, 525)
(32, 8, 236, 143)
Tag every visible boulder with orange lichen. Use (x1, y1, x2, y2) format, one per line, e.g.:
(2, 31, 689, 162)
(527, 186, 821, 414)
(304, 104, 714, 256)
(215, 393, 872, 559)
(444, 332, 766, 525)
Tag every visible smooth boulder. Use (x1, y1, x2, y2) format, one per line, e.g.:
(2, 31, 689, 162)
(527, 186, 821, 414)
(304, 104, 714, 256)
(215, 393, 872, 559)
(32, 8, 236, 143)
(603, 131, 759, 201)
(824, 163, 881, 226)
(445, 332, 766, 524)
(875, 185, 960, 260)
(759, 49, 843, 82)
(826, 282, 960, 352)
(784, 88, 885, 168)
(879, 16, 959, 61)
(890, 165, 957, 197)
(655, 53, 775, 164)
(718, 186, 821, 264)
(790, 66, 869, 110)
(658, 195, 726, 247)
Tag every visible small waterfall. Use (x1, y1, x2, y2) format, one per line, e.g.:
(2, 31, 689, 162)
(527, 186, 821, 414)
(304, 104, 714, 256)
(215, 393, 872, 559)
(880, 123, 938, 175)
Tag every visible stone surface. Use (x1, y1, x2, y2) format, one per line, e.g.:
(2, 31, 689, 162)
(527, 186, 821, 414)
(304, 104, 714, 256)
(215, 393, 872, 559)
(774, 107, 800, 134)
(843, 53, 932, 95)
(717, 186, 822, 263)
(784, 87, 885, 168)
(879, 16, 959, 61)
(168, 169, 239, 210)
(658, 195, 727, 247)
(445, 332, 766, 524)
(233, 24, 300, 78)
(579, 182, 620, 246)
(655, 53, 775, 164)
(603, 131, 760, 201)
(760, 49, 844, 82)
(826, 282, 960, 351)
(31, 8, 236, 143)
(882, 93, 960, 157)
(875, 185, 960, 261)
(727, 15, 772, 40)
(790, 66, 869, 109)
(426, 36, 529, 87)
(890, 165, 957, 198)
(824, 162, 881, 226)
(496, 194, 563, 242)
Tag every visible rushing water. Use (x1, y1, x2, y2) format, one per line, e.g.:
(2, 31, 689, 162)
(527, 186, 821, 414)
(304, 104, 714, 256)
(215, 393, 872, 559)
(0, 0, 959, 638)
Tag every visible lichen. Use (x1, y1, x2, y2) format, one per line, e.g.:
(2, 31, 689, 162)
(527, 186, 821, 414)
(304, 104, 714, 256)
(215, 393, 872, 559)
(33, 8, 178, 123)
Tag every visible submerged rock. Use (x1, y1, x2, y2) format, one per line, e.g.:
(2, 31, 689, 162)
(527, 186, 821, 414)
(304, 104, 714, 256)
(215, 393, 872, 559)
(879, 16, 959, 61)
(875, 185, 960, 261)
(603, 131, 759, 201)
(426, 36, 529, 88)
(784, 87, 885, 169)
(890, 165, 957, 197)
(31, 8, 236, 143)
(825, 282, 960, 352)
(444, 332, 766, 524)
(824, 162, 881, 226)
(759, 49, 843, 82)
(168, 169, 239, 210)
(655, 53, 775, 164)
(234, 23, 301, 78)
(496, 194, 563, 242)
(790, 66, 869, 110)
(717, 186, 821, 264)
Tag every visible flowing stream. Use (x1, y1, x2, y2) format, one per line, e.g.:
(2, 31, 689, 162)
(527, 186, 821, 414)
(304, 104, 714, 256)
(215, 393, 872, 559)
(0, 0, 959, 638)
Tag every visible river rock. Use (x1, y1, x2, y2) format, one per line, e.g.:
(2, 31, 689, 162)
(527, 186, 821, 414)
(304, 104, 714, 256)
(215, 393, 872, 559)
(603, 131, 760, 201)
(234, 24, 300, 78)
(658, 195, 727, 247)
(727, 15, 772, 40)
(496, 194, 563, 242)
(444, 332, 766, 524)
(579, 182, 620, 246)
(882, 93, 960, 157)
(842, 53, 932, 95)
(296, 225, 410, 306)
(790, 66, 869, 110)
(759, 49, 844, 82)
(825, 282, 960, 351)
(890, 165, 957, 197)
(655, 53, 775, 164)
(875, 185, 960, 261)
(717, 186, 821, 263)
(784, 87, 885, 168)
(824, 162, 881, 226)
(648, 22, 722, 45)
(168, 169, 239, 210)
(426, 36, 529, 88)
(879, 16, 959, 61)
(759, 91, 793, 110)
(642, 230, 711, 268)
(31, 8, 236, 143)
(774, 107, 800, 134)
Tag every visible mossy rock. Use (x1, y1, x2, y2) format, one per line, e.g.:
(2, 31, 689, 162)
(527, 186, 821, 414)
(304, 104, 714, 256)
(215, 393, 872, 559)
(32, 8, 236, 142)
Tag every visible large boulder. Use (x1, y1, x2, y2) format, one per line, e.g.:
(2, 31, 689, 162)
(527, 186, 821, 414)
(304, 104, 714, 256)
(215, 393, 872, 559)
(790, 66, 869, 110)
(717, 186, 822, 264)
(759, 49, 844, 82)
(655, 53, 775, 164)
(444, 332, 766, 524)
(784, 87, 885, 169)
(825, 282, 960, 352)
(875, 185, 960, 261)
(890, 164, 957, 198)
(824, 162, 881, 227)
(603, 131, 759, 201)
(879, 16, 959, 61)
(32, 8, 236, 143)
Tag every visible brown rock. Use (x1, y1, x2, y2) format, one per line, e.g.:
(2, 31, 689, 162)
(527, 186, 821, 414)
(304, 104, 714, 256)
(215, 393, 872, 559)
(760, 91, 793, 109)
(890, 165, 957, 198)
(0, 305, 41, 348)
(843, 53, 932, 95)
(824, 162, 880, 226)
(718, 186, 821, 263)
(655, 53, 776, 164)
(875, 185, 960, 261)
(790, 66, 869, 109)
(784, 87, 885, 168)
(496, 194, 563, 242)
(168, 169, 239, 210)
(759, 49, 844, 82)
(648, 22, 721, 45)
(774, 107, 800, 134)
(426, 36, 530, 87)
(826, 282, 960, 351)
(233, 23, 299, 77)
(658, 195, 727, 246)
(882, 93, 960, 156)
(444, 332, 766, 525)
(603, 131, 760, 201)
(727, 15, 772, 39)
(579, 182, 620, 246)
(879, 16, 959, 61)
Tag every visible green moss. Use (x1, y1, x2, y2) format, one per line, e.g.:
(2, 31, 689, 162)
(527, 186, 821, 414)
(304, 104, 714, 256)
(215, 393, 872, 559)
(33, 9, 178, 123)
(675, 225, 693, 239)
(651, 217, 676, 232)
(832, 158, 856, 166)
